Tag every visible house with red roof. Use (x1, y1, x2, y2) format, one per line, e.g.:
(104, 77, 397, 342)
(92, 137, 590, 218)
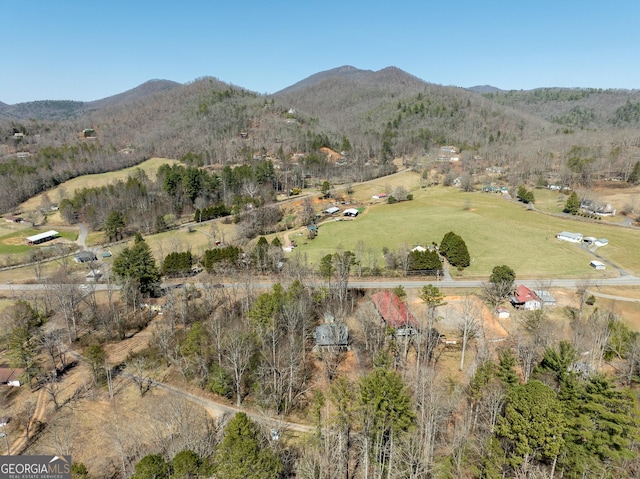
(510, 285, 542, 310)
(371, 291, 419, 335)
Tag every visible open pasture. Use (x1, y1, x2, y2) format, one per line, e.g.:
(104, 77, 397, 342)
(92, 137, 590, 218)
(290, 185, 640, 278)
(0, 228, 77, 256)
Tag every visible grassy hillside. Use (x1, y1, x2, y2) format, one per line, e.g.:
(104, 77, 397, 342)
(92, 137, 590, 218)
(19, 157, 180, 214)
(286, 178, 640, 278)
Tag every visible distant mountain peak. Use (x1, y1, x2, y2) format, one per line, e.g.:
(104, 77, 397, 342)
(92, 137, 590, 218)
(468, 85, 503, 93)
(274, 65, 425, 95)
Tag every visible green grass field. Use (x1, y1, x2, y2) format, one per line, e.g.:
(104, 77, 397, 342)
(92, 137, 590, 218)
(287, 184, 640, 278)
(0, 228, 77, 255)
(3, 165, 639, 281)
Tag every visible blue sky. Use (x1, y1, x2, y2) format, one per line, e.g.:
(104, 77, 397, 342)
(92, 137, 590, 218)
(2, 1, 639, 104)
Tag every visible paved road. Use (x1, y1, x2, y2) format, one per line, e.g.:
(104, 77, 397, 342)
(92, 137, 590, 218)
(2, 275, 640, 292)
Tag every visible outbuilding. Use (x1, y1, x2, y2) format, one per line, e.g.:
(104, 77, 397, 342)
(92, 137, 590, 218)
(74, 251, 97, 263)
(590, 260, 606, 270)
(556, 231, 583, 243)
(343, 208, 359, 217)
(322, 206, 340, 215)
(26, 230, 59, 245)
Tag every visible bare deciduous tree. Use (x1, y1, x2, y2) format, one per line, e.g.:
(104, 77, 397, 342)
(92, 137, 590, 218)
(458, 296, 480, 371)
(225, 327, 256, 407)
(126, 356, 156, 397)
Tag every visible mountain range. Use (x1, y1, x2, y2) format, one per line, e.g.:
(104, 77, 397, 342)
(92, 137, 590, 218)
(2, 65, 638, 124)
(1, 65, 639, 213)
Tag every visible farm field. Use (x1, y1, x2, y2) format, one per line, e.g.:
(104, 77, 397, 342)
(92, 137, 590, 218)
(2, 166, 640, 284)
(0, 226, 79, 265)
(283, 178, 640, 279)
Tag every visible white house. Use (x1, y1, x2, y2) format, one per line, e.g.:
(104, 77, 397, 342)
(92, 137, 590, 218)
(556, 231, 583, 243)
(511, 285, 542, 310)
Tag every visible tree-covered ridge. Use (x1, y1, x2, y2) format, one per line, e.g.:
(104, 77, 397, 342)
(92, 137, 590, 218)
(483, 87, 609, 105)
(611, 100, 640, 126)
(481, 87, 640, 129)
(3, 69, 640, 217)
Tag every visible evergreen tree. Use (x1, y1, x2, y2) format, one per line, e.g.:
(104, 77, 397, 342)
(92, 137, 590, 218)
(496, 380, 566, 471)
(162, 251, 193, 277)
(7, 326, 39, 384)
(359, 366, 415, 474)
(557, 375, 639, 477)
(319, 254, 334, 279)
(496, 349, 519, 387)
(489, 264, 516, 286)
(629, 161, 640, 184)
(321, 180, 331, 198)
(534, 340, 578, 387)
(104, 210, 126, 241)
(407, 249, 443, 272)
(485, 264, 516, 305)
(563, 191, 581, 214)
(131, 454, 171, 479)
(440, 231, 470, 269)
(172, 450, 203, 479)
(71, 463, 91, 479)
(516, 185, 535, 204)
(214, 412, 283, 479)
(112, 233, 161, 296)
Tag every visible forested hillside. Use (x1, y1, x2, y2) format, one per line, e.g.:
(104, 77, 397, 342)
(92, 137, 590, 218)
(2, 66, 640, 214)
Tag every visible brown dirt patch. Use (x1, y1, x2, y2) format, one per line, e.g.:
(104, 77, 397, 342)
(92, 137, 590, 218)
(3, 236, 29, 246)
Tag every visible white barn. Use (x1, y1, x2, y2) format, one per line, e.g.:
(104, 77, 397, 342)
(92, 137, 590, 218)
(556, 231, 583, 243)
(26, 230, 59, 245)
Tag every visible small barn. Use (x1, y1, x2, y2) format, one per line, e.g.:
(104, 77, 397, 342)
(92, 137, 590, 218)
(343, 208, 359, 217)
(496, 307, 510, 319)
(322, 206, 340, 215)
(590, 260, 606, 270)
(314, 324, 349, 348)
(26, 230, 59, 245)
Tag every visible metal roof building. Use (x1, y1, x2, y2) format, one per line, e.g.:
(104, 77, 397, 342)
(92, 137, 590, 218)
(26, 230, 59, 245)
